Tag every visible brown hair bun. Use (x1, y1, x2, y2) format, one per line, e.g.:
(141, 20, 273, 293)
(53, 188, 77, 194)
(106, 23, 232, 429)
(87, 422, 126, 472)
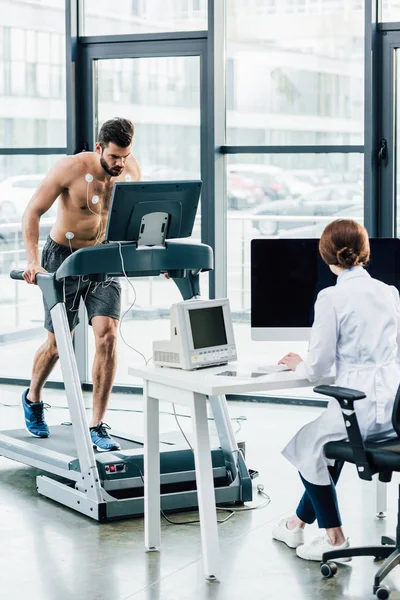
(319, 219, 370, 268)
(336, 246, 358, 268)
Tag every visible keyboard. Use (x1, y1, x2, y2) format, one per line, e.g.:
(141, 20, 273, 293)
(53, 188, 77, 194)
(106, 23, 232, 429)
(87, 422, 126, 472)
(256, 364, 290, 373)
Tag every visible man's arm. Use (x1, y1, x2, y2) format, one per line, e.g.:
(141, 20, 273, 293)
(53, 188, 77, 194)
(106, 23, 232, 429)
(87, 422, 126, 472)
(22, 156, 74, 284)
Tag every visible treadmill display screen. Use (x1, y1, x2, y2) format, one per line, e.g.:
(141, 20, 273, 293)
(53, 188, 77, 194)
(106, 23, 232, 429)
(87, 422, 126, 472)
(188, 306, 228, 349)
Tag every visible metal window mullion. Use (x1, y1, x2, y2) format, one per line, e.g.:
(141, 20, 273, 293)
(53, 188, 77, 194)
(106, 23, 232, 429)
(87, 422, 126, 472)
(206, 0, 226, 300)
(380, 31, 399, 237)
(221, 145, 364, 154)
(0, 148, 66, 155)
(364, 0, 380, 237)
(79, 31, 208, 46)
(83, 39, 207, 60)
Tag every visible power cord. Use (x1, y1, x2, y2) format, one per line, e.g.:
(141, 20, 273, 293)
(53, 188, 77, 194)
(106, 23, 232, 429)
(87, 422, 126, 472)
(0, 400, 247, 430)
(161, 508, 234, 525)
(116, 241, 152, 365)
(127, 416, 271, 517)
(217, 484, 271, 512)
(162, 484, 271, 524)
(130, 463, 236, 525)
(172, 402, 193, 451)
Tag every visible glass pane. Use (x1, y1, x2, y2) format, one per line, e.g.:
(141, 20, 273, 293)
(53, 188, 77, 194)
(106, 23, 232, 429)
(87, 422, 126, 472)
(0, 155, 65, 380)
(227, 153, 363, 397)
(90, 56, 203, 386)
(382, 1, 400, 21)
(226, 1, 364, 145)
(83, 0, 207, 36)
(0, 1, 66, 147)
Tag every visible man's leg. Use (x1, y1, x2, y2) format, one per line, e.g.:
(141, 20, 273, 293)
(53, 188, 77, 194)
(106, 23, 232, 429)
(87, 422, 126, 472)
(27, 331, 75, 402)
(90, 316, 118, 427)
(27, 332, 62, 403)
(23, 331, 71, 438)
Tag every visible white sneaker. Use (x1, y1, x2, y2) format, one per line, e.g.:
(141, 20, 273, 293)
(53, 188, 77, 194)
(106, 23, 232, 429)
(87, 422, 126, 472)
(296, 534, 350, 562)
(272, 518, 305, 549)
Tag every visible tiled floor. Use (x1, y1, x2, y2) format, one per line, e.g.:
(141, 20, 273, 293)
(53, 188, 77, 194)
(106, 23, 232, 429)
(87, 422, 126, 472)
(0, 384, 399, 600)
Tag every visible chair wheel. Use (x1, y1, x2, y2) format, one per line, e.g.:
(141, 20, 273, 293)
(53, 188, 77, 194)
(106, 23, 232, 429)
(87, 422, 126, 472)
(321, 562, 337, 578)
(376, 585, 391, 599)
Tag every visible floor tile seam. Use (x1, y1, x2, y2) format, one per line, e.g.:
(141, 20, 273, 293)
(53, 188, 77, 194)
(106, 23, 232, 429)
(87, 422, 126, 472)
(119, 503, 320, 600)
(120, 507, 300, 600)
(121, 555, 206, 600)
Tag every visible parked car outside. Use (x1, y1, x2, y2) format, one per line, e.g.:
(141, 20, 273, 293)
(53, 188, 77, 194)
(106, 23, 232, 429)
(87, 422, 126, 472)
(0, 174, 56, 272)
(228, 163, 291, 201)
(251, 183, 362, 236)
(227, 171, 265, 210)
(271, 204, 364, 239)
(228, 163, 315, 200)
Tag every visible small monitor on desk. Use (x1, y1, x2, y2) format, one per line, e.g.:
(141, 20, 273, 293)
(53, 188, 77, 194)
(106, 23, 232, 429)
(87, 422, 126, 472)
(153, 298, 237, 370)
(251, 238, 400, 341)
(105, 180, 201, 245)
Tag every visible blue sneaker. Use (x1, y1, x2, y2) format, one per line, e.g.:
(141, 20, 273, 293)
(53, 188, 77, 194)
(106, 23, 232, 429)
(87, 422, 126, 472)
(22, 388, 50, 438)
(90, 423, 121, 452)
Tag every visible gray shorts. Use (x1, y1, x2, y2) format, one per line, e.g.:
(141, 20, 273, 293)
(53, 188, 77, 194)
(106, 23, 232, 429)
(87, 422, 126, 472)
(41, 237, 121, 333)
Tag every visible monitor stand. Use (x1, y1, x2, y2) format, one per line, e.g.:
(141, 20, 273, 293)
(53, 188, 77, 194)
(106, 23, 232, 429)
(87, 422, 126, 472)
(137, 212, 170, 247)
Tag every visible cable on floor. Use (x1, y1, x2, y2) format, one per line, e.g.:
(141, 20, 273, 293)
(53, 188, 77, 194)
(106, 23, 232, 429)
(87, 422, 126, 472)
(0, 400, 246, 429)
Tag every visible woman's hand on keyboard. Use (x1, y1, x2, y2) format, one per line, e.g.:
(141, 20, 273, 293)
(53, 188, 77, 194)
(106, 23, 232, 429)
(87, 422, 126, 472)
(278, 352, 303, 371)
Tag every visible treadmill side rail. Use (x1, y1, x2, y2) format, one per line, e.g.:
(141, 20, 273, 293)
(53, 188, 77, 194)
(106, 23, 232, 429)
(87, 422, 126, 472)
(37, 476, 108, 521)
(50, 304, 103, 503)
(0, 432, 78, 473)
(36, 475, 241, 522)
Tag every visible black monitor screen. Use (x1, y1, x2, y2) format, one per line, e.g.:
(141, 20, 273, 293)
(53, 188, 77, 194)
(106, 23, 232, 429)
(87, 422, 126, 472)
(251, 238, 400, 328)
(105, 180, 201, 242)
(188, 306, 228, 349)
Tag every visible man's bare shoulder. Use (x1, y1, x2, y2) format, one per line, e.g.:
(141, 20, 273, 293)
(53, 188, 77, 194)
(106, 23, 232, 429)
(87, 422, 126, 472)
(49, 154, 90, 187)
(65, 152, 99, 179)
(126, 154, 141, 181)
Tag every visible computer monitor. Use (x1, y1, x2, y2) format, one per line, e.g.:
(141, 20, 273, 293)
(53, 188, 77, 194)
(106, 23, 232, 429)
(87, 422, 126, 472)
(153, 298, 237, 370)
(105, 180, 201, 245)
(251, 238, 400, 341)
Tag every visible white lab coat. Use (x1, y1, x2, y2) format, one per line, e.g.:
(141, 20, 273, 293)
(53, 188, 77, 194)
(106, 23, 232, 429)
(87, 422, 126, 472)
(282, 266, 400, 485)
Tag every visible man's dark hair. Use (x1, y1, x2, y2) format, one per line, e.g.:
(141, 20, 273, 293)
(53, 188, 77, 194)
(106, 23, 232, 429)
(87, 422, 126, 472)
(98, 117, 134, 149)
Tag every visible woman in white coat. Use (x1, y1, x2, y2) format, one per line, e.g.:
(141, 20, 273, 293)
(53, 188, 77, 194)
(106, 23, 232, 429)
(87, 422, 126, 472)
(272, 219, 400, 561)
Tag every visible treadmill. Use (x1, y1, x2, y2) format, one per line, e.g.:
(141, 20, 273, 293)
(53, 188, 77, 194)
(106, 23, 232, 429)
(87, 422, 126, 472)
(0, 181, 253, 521)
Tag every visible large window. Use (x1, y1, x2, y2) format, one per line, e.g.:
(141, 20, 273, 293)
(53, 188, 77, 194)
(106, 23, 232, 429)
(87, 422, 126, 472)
(227, 153, 363, 312)
(0, 156, 65, 380)
(0, 0, 66, 381)
(226, 152, 364, 382)
(382, 0, 400, 21)
(0, 0, 66, 148)
(88, 56, 204, 386)
(226, 0, 364, 145)
(224, 0, 365, 389)
(83, 0, 207, 36)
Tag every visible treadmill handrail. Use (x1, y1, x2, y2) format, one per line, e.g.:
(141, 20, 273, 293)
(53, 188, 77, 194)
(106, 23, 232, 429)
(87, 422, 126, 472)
(55, 240, 213, 280)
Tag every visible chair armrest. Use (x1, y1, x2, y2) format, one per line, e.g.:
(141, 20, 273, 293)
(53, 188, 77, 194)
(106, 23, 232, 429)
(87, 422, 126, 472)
(314, 385, 366, 409)
(313, 385, 372, 481)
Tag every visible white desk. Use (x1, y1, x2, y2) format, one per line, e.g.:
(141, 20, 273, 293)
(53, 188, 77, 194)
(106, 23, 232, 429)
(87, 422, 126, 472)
(128, 361, 334, 580)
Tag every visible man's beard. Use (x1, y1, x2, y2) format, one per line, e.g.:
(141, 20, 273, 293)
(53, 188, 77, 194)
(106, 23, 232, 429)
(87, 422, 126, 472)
(100, 157, 123, 177)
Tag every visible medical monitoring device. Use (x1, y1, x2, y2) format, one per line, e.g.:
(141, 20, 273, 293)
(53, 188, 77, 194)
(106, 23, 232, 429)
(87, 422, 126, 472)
(153, 298, 237, 370)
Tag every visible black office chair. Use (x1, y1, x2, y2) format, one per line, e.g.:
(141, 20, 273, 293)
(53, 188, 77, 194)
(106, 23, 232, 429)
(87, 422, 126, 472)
(313, 384, 400, 600)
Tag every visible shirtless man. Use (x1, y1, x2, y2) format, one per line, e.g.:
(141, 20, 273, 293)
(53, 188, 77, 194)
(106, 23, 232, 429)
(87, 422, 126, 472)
(21, 117, 140, 451)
